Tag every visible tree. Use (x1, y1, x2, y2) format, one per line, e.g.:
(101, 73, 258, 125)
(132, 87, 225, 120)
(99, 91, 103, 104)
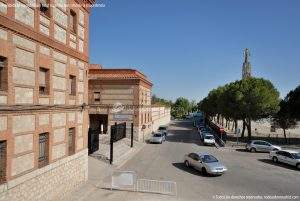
(237, 78, 280, 140)
(172, 97, 190, 118)
(285, 85, 300, 120)
(273, 100, 297, 142)
(199, 77, 280, 141)
(152, 94, 172, 107)
(189, 100, 198, 113)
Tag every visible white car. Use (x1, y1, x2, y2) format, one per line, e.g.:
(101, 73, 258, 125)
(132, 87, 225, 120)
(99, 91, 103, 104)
(184, 152, 227, 175)
(203, 134, 215, 146)
(246, 140, 281, 152)
(149, 133, 165, 144)
(270, 150, 300, 169)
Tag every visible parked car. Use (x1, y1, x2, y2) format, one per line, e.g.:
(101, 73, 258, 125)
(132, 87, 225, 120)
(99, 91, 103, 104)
(270, 150, 300, 169)
(158, 126, 168, 136)
(184, 152, 227, 175)
(203, 134, 215, 146)
(149, 132, 165, 144)
(245, 140, 281, 153)
(200, 131, 211, 140)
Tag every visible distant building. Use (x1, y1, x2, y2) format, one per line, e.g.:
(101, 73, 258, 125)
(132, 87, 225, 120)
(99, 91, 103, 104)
(242, 48, 252, 79)
(0, 0, 94, 200)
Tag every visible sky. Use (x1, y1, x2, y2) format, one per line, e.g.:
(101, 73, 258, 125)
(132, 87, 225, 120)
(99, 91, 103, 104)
(89, 0, 300, 102)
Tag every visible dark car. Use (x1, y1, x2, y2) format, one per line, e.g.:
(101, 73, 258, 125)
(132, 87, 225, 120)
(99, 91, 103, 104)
(158, 125, 168, 137)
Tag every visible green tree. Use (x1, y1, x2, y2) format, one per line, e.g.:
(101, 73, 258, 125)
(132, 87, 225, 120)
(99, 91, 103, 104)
(199, 77, 280, 141)
(172, 97, 190, 118)
(152, 94, 172, 107)
(237, 78, 280, 140)
(285, 85, 300, 120)
(273, 100, 297, 143)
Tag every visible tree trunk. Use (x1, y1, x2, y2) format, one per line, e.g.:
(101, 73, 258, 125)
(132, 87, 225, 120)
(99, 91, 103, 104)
(234, 119, 238, 131)
(283, 129, 287, 143)
(246, 118, 252, 141)
(241, 120, 246, 138)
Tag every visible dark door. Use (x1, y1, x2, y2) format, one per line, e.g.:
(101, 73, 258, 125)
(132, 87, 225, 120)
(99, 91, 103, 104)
(111, 122, 126, 142)
(88, 128, 99, 154)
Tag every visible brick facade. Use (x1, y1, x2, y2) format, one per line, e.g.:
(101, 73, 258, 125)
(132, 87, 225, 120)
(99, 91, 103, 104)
(88, 68, 154, 141)
(0, 0, 94, 200)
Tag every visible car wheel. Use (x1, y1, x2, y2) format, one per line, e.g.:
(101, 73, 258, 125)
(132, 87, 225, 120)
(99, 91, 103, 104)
(296, 163, 300, 170)
(202, 167, 207, 175)
(250, 148, 256, 153)
(272, 156, 278, 163)
(185, 160, 189, 167)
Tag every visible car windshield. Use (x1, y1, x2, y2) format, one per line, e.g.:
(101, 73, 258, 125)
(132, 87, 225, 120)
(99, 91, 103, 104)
(159, 127, 166, 130)
(291, 153, 300, 159)
(205, 136, 214, 139)
(202, 155, 218, 163)
(153, 133, 162, 137)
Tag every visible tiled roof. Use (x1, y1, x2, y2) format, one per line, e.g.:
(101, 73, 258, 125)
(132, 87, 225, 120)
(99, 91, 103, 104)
(88, 68, 152, 85)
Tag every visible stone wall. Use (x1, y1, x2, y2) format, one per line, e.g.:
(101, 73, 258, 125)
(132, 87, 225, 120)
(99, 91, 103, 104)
(152, 107, 171, 132)
(235, 120, 300, 138)
(0, 149, 88, 201)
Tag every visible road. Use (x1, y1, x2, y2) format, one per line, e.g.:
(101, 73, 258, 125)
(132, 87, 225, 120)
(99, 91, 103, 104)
(85, 120, 300, 201)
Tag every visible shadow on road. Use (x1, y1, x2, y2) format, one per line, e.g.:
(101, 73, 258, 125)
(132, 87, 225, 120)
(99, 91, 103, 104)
(257, 159, 299, 171)
(235, 148, 248, 152)
(171, 162, 220, 177)
(166, 121, 202, 146)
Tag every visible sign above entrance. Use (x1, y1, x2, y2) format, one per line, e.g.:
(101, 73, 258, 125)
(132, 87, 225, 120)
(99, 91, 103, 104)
(113, 114, 132, 121)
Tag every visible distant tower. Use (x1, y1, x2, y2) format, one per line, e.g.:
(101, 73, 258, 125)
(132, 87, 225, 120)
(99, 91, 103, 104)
(242, 48, 252, 79)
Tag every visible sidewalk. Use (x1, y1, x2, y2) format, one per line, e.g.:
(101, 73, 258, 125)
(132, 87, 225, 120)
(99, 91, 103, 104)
(64, 140, 145, 201)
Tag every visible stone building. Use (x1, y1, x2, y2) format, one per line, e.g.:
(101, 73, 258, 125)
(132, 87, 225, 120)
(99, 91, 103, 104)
(88, 67, 153, 143)
(0, 0, 94, 200)
(242, 48, 252, 79)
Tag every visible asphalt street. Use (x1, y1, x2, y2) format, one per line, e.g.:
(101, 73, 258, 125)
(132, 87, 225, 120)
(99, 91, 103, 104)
(84, 120, 300, 201)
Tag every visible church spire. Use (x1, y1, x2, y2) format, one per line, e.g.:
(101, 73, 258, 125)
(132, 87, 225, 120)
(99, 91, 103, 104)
(242, 48, 252, 79)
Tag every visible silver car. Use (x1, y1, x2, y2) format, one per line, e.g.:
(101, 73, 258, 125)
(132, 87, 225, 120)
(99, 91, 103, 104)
(149, 133, 165, 144)
(183, 152, 227, 175)
(270, 150, 300, 169)
(246, 140, 281, 153)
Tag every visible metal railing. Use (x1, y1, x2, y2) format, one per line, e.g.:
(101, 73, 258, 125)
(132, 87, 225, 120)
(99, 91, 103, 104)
(111, 170, 177, 196)
(137, 179, 177, 196)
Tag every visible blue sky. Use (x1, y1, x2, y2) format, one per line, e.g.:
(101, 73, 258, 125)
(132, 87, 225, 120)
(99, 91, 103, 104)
(89, 0, 300, 102)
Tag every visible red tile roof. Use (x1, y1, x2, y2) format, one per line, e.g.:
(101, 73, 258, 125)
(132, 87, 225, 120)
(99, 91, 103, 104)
(88, 68, 153, 86)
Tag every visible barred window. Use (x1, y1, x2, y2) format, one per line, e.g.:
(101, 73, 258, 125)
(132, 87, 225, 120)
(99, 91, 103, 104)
(68, 128, 75, 155)
(38, 133, 49, 168)
(69, 75, 76, 96)
(0, 56, 8, 91)
(0, 141, 6, 184)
